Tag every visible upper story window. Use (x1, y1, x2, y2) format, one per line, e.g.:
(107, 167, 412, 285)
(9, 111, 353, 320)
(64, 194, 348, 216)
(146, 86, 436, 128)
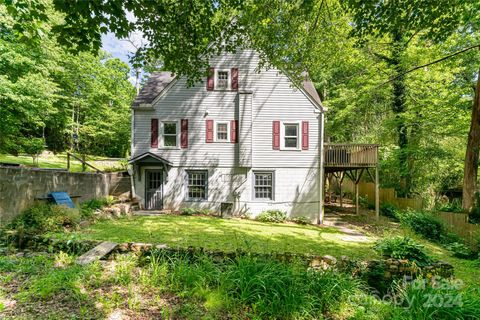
(162, 121, 178, 148)
(283, 123, 299, 149)
(215, 69, 231, 90)
(216, 121, 230, 142)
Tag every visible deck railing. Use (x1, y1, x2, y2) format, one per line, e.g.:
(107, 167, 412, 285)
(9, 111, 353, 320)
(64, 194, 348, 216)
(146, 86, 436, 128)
(324, 144, 378, 167)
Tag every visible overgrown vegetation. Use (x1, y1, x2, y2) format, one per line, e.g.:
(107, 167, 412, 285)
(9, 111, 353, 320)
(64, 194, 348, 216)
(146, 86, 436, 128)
(374, 236, 432, 266)
(255, 210, 287, 223)
(1, 250, 479, 319)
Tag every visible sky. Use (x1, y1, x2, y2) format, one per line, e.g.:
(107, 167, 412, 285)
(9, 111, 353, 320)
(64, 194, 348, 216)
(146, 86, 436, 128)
(101, 11, 144, 84)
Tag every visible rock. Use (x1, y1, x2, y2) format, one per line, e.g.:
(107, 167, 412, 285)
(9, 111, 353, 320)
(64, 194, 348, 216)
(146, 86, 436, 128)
(130, 242, 152, 252)
(15, 252, 24, 258)
(155, 244, 168, 250)
(117, 243, 130, 252)
(322, 255, 337, 265)
(79, 220, 91, 228)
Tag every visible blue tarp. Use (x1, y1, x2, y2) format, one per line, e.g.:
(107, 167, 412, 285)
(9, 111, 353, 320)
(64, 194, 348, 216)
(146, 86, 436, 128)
(48, 192, 75, 208)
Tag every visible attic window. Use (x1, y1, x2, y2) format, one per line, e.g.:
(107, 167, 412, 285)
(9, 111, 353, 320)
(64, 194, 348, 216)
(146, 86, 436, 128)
(215, 70, 230, 90)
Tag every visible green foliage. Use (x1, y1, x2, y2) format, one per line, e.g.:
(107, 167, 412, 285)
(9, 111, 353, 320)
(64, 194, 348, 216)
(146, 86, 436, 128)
(380, 203, 400, 220)
(374, 236, 432, 266)
(0, 2, 135, 157)
(435, 198, 464, 213)
(394, 279, 480, 319)
(397, 210, 445, 242)
(9, 203, 81, 236)
(141, 252, 364, 318)
(256, 210, 287, 223)
(443, 242, 475, 259)
(289, 216, 311, 225)
(80, 197, 114, 219)
(180, 207, 213, 216)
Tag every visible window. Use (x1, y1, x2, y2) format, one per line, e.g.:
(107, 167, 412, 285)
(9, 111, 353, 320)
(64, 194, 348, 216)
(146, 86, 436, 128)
(187, 170, 208, 200)
(162, 121, 178, 147)
(283, 123, 299, 148)
(216, 121, 229, 141)
(254, 172, 274, 200)
(215, 70, 230, 90)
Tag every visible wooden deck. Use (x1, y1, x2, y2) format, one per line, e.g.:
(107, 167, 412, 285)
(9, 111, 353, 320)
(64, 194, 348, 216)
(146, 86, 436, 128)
(324, 144, 378, 172)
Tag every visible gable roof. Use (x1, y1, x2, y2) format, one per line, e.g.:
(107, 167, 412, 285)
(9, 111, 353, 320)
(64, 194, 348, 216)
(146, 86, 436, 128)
(128, 152, 173, 166)
(132, 72, 175, 107)
(132, 69, 323, 110)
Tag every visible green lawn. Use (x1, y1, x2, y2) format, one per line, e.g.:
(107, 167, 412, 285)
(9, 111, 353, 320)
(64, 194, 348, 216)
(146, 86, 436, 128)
(64, 213, 480, 288)
(0, 153, 124, 172)
(63, 215, 377, 259)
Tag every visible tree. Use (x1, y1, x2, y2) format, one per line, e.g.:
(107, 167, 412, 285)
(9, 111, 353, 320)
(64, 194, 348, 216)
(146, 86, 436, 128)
(344, 0, 480, 208)
(0, 1, 135, 158)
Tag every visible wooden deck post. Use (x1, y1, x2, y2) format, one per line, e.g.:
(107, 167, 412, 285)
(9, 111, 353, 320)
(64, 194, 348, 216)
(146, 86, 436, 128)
(355, 182, 359, 215)
(375, 156, 380, 220)
(317, 112, 325, 225)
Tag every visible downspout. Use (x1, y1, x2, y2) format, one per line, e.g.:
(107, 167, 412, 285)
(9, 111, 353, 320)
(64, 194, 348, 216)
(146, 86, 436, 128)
(317, 111, 325, 224)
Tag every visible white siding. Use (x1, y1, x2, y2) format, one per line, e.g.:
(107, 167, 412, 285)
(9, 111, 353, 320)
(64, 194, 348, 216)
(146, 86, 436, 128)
(132, 49, 323, 217)
(132, 49, 320, 168)
(134, 167, 319, 221)
(238, 92, 252, 167)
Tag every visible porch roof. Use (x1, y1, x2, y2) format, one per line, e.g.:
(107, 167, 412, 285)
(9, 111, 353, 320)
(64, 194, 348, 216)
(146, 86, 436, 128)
(128, 152, 173, 167)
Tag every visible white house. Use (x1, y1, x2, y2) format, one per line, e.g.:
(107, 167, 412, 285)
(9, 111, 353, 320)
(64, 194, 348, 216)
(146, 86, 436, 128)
(129, 49, 326, 222)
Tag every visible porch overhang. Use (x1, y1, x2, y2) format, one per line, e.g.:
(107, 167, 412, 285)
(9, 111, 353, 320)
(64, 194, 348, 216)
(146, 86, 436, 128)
(128, 152, 173, 173)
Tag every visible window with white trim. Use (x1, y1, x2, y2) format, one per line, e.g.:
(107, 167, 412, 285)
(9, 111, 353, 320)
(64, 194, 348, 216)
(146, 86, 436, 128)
(253, 172, 274, 200)
(187, 170, 208, 200)
(162, 121, 178, 147)
(281, 122, 300, 149)
(215, 121, 230, 142)
(215, 70, 230, 90)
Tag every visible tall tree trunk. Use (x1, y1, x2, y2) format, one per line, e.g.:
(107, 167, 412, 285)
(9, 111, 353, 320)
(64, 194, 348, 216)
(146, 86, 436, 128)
(462, 69, 480, 211)
(391, 32, 410, 196)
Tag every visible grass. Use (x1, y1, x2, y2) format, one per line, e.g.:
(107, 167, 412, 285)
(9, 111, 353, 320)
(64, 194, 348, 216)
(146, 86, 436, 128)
(61, 215, 377, 259)
(338, 211, 480, 288)
(0, 252, 393, 319)
(0, 153, 124, 172)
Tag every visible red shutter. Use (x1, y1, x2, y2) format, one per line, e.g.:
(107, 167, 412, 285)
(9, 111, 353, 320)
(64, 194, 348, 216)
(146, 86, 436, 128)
(230, 120, 238, 143)
(302, 121, 309, 150)
(207, 67, 215, 91)
(151, 118, 158, 148)
(231, 68, 238, 91)
(181, 119, 188, 148)
(272, 121, 280, 150)
(206, 120, 214, 142)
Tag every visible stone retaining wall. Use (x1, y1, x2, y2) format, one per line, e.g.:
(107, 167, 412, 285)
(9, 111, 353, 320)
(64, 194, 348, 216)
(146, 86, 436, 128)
(0, 167, 130, 224)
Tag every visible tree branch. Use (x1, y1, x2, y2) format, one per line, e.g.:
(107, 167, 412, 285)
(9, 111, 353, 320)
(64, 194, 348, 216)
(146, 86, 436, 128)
(378, 44, 480, 87)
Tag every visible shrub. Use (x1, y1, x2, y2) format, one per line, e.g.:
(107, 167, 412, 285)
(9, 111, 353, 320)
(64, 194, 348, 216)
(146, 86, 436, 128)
(436, 198, 464, 213)
(180, 207, 212, 216)
(380, 203, 399, 220)
(289, 216, 311, 225)
(443, 242, 475, 259)
(8, 203, 81, 236)
(394, 278, 480, 319)
(256, 210, 287, 223)
(373, 236, 432, 266)
(397, 209, 445, 242)
(80, 197, 116, 218)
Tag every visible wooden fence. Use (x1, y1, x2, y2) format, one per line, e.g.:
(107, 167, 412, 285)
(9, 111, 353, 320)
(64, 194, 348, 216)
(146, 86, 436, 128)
(343, 181, 424, 210)
(433, 211, 479, 247)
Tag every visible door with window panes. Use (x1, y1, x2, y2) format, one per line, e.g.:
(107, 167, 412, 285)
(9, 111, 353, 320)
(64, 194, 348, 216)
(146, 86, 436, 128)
(145, 170, 163, 210)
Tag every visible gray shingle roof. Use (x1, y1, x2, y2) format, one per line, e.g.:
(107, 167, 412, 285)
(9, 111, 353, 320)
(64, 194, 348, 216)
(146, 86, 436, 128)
(302, 79, 322, 107)
(131, 71, 175, 107)
(132, 70, 322, 109)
